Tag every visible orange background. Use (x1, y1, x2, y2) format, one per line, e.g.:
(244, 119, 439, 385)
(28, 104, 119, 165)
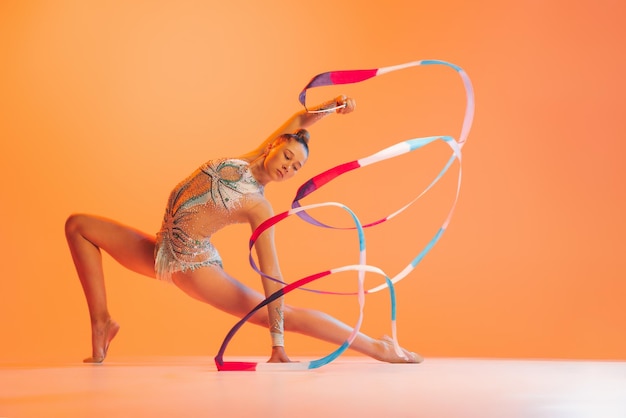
(1, 0, 624, 363)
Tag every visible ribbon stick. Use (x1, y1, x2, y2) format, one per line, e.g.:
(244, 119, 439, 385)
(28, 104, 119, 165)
(215, 59, 474, 370)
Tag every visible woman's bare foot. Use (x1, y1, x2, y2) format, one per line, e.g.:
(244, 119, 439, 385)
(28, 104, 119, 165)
(83, 319, 120, 363)
(376, 335, 423, 363)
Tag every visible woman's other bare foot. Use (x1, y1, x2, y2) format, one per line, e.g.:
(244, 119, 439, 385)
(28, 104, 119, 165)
(376, 335, 423, 364)
(83, 319, 120, 363)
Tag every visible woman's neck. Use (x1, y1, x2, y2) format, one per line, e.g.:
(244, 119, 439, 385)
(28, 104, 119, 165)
(247, 156, 271, 186)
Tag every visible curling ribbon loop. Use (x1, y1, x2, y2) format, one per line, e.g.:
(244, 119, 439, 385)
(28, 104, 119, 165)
(215, 59, 474, 370)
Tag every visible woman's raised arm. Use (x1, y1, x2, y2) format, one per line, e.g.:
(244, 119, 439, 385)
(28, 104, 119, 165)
(239, 95, 355, 162)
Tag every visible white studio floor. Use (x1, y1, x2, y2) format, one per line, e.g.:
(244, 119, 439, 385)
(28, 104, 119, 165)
(1, 356, 625, 418)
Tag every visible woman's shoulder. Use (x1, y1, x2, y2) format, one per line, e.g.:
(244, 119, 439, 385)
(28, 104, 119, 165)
(203, 157, 264, 195)
(205, 157, 250, 166)
(201, 157, 253, 174)
(245, 194, 274, 225)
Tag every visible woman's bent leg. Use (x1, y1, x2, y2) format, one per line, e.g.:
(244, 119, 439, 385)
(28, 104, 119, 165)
(64, 213, 157, 362)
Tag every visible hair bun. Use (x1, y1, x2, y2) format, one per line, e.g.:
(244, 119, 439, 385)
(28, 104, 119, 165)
(294, 129, 310, 144)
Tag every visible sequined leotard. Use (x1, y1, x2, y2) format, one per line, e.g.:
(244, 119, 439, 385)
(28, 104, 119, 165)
(154, 158, 264, 281)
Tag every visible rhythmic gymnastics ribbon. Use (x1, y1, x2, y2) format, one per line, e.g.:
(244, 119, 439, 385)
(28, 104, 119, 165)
(215, 59, 474, 371)
(214, 202, 399, 371)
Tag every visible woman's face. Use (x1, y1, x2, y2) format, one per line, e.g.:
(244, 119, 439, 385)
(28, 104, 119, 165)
(264, 138, 308, 182)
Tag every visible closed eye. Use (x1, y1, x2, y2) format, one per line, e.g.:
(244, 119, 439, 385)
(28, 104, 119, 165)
(284, 149, 302, 171)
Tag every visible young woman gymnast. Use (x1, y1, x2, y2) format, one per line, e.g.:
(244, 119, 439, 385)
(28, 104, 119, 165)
(65, 95, 422, 364)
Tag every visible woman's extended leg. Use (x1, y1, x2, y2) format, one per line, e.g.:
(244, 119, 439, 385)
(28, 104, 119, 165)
(173, 267, 422, 363)
(64, 213, 157, 363)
